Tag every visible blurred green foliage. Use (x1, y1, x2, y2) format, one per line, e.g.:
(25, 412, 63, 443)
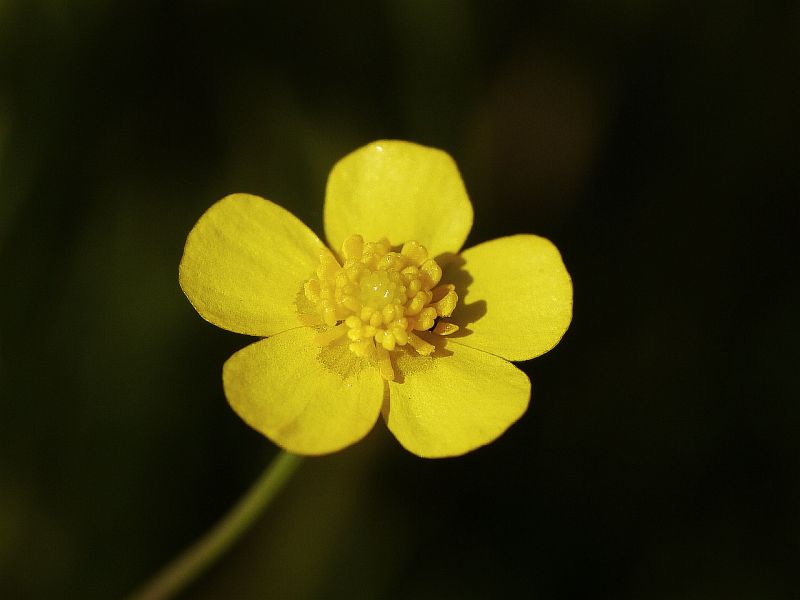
(1, 1, 798, 598)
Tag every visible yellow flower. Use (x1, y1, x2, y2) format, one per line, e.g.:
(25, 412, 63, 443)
(179, 140, 572, 458)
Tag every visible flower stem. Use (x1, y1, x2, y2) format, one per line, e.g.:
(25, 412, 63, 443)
(127, 450, 303, 600)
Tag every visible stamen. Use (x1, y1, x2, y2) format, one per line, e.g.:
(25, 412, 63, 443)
(375, 344, 394, 381)
(301, 234, 458, 380)
(430, 283, 455, 302)
(414, 307, 437, 331)
(433, 321, 459, 336)
(434, 288, 458, 318)
(407, 332, 435, 356)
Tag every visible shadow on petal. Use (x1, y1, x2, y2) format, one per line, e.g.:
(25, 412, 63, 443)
(380, 380, 391, 421)
(440, 253, 488, 336)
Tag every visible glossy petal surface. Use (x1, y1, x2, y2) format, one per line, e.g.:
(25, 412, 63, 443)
(385, 344, 530, 457)
(324, 140, 473, 259)
(179, 193, 325, 336)
(224, 328, 384, 455)
(448, 234, 572, 361)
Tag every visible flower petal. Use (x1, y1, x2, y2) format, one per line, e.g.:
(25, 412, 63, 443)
(385, 344, 530, 458)
(324, 140, 473, 259)
(179, 193, 325, 336)
(223, 328, 384, 455)
(447, 234, 572, 361)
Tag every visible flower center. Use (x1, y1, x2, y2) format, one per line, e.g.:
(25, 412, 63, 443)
(302, 235, 460, 381)
(359, 269, 400, 309)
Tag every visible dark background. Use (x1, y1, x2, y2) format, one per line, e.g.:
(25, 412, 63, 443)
(1, 1, 798, 598)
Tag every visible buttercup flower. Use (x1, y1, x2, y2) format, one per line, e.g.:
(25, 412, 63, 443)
(179, 140, 572, 458)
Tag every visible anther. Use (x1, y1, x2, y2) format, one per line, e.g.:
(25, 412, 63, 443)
(408, 332, 435, 356)
(420, 259, 442, 288)
(434, 289, 458, 318)
(433, 321, 459, 336)
(342, 234, 364, 261)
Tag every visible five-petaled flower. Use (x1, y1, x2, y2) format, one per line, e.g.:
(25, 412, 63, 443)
(179, 140, 572, 458)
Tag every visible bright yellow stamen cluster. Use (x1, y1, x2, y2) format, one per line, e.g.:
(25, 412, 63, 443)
(303, 235, 459, 381)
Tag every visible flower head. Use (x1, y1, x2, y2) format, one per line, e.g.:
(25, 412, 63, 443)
(179, 140, 572, 457)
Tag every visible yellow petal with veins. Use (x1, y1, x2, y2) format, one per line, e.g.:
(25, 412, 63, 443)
(324, 140, 473, 261)
(447, 234, 572, 361)
(224, 328, 384, 455)
(179, 193, 325, 336)
(385, 342, 530, 458)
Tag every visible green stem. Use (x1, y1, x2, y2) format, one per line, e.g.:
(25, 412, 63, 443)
(127, 450, 303, 600)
